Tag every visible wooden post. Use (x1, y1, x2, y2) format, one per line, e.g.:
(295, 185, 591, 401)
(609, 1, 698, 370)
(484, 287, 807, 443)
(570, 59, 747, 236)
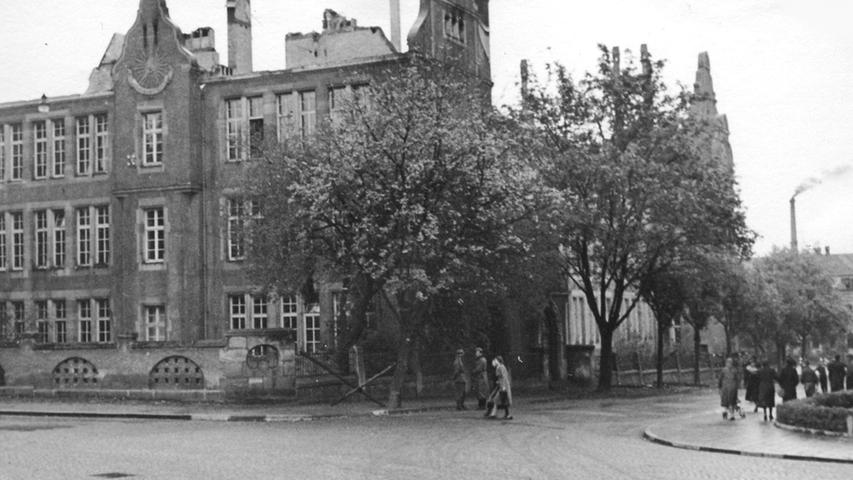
(635, 351, 645, 385)
(675, 351, 683, 384)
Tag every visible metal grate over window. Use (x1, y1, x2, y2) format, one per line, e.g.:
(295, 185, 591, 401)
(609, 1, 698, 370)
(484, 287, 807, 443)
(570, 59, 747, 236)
(148, 356, 204, 389)
(52, 357, 99, 387)
(246, 344, 280, 370)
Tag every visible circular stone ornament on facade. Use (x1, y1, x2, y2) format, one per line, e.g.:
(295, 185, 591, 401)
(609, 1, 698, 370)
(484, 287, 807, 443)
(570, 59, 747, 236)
(52, 357, 99, 388)
(149, 356, 204, 389)
(127, 47, 174, 95)
(246, 345, 280, 370)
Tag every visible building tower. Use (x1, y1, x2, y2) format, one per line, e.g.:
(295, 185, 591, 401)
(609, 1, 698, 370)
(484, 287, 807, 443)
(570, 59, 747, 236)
(227, 0, 253, 74)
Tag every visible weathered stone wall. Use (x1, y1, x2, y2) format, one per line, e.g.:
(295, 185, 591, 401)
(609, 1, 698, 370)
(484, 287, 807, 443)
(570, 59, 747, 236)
(0, 330, 296, 394)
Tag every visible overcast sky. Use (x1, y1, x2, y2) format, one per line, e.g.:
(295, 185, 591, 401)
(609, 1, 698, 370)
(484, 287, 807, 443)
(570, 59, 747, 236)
(1, 0, 852, 256)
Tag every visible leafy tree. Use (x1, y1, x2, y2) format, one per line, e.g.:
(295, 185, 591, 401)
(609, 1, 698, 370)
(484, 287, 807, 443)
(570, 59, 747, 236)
(520, 46, 751, 390)
(753, 249, 849, 365)
(639, 265, 688, 388)
(246, 57, 543, 407)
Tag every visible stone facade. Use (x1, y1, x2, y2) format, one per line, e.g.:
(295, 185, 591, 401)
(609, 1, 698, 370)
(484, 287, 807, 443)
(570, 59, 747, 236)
(0, 0, 491, 393)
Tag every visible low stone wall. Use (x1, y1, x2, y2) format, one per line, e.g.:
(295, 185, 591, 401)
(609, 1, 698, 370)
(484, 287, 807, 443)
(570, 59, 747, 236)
(0, 329, 297, 396)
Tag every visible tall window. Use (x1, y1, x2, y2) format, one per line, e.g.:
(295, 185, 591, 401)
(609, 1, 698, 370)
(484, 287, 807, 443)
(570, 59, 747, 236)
(304, 303, 320, 353)
(0, 214, 6, 271)
(300, 91, 316, 137)
(78, 299, 92, 343)
(34, 210, 48, 268)
(276, 91, 316, 140)
(12, 301, 24, 339)
(252, 295, 268, 329)
(225, 97, 263, 161)
(280, 296, 298, 329)
(142, 111, 163, 166)
(229, 295, 247, 330)
(76, 116, 91, 175)
(54, 299, 67, 344)
(76, 207, 91, 266)
(443, 9, 466, 43)
(144, 305, 166, 341)
(11, 212, 23, 270)
(33, 121, 48, 179)
(36, 300, 49, 343)
(229, 294, 271, 330)
(94, 114, 109, 173)
(248, 97, 264, 158)
(96, 298, 111, 343)
(143, 207, 165, 263)
(227, 198, 260, 261)
(10, 124, 22, 180)
(225, 98, 243, 161)
(0, 126, 5, 180)
(95, 205, 110, 265)
(53, 119, 65, 177)
(53, 209, 66, 268)
(328, 86, 349, 123)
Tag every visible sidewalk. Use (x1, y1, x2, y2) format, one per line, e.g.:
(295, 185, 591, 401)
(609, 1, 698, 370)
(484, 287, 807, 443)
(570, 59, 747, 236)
(644, 394, 853, 464)
(0, 396, 459, 422)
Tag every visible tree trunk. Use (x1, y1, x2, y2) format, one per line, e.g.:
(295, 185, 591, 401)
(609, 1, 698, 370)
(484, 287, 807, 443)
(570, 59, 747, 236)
(333, 274, 376, 371)
(692, 325, 701, 385)
(800, 335, 808, 361)
(543, 302, 560, 381)
(723, 321, 732, 358)
(656, 321, 665, 388)
(597, 327, 614, 391)
(388, 331, 411, 408)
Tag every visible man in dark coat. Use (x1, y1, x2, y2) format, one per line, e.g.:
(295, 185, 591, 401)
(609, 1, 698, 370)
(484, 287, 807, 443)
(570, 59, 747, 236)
(471, 347, 489, 409)
(756, 361, 777, 421)
(451, 349, 469, 410)
(828, 355, 846, 392)
(800, 360, 818, 397)
(816, 361, 828, 393)
(778, 358, 799, 402)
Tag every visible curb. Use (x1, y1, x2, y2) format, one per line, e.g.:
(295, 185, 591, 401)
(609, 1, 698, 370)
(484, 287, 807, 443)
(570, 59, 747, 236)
(642, 428, 853, 465)
(0, 405, 456, 423)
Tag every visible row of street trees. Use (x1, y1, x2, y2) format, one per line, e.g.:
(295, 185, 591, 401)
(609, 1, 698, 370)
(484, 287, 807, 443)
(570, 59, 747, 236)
(244, 47, 756, 402)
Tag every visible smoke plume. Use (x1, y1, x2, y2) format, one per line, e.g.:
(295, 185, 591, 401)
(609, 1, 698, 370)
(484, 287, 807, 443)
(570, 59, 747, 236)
(792, 164, 852, 198)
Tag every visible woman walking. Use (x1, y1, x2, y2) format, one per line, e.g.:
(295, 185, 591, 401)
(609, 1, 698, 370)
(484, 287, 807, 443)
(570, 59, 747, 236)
(744, 359, 760, 412)
(488, 356, 512, 420)
(718, 358, 741, 420)
(756, 361, 777, 421)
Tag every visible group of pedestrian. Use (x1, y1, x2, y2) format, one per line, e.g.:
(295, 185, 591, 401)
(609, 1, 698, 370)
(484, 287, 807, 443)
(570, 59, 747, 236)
(731, 353, 853, 422)
(452, 347, 513, 420)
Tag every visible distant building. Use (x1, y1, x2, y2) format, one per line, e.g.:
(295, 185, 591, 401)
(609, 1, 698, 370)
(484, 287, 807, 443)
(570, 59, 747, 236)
(0, 0, 491, 392)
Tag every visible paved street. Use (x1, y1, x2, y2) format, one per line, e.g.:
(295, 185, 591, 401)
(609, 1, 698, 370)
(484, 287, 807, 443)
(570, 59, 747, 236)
(1, 391, 851, 479)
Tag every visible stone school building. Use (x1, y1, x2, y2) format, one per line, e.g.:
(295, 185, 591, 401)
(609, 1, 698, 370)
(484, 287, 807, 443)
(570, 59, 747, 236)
(0, 0, 491, 394)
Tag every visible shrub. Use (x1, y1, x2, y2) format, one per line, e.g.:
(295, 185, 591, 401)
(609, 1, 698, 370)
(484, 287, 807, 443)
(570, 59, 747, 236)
(777, 392, 853, 433)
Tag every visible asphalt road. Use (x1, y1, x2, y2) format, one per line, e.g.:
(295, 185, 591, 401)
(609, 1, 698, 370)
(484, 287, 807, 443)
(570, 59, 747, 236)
(1, 395, 850, 479)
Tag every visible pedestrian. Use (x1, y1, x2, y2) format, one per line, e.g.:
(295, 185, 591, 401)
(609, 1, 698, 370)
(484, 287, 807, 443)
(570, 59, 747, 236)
(488, 356, 512, 420)
(744, 359, 760, 412)
(718, 357, 741, 420)
(800, 359, 818, 397)
(451, 348, 469, 410)
(756, 361, 777, 421)
(778, 358, 799, 402)
(816, 360, 828, 393)
(471, 347, 489, 410)
(828, 355, 846, 392)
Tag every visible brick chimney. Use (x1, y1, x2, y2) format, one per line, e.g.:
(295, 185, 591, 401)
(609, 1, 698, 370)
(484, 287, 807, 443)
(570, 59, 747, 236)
(226, 0, 253, 74)
(389, 0, 402, 51)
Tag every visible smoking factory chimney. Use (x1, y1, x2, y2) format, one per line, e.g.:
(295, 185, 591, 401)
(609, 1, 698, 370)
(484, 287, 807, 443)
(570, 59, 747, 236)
(790, 196, 798, 253)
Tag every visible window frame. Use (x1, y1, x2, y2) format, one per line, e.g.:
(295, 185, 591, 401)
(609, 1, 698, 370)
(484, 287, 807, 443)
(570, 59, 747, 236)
(143, 207, 165, 264)
(33, 120, 48, 179)
(144, 304, 167, 342)
(141, 111, 164, 167)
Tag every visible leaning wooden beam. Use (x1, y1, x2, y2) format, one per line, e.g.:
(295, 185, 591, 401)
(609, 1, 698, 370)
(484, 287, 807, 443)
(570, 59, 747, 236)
(332, 363, 397, 407)
(298, 351, 386, 407)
